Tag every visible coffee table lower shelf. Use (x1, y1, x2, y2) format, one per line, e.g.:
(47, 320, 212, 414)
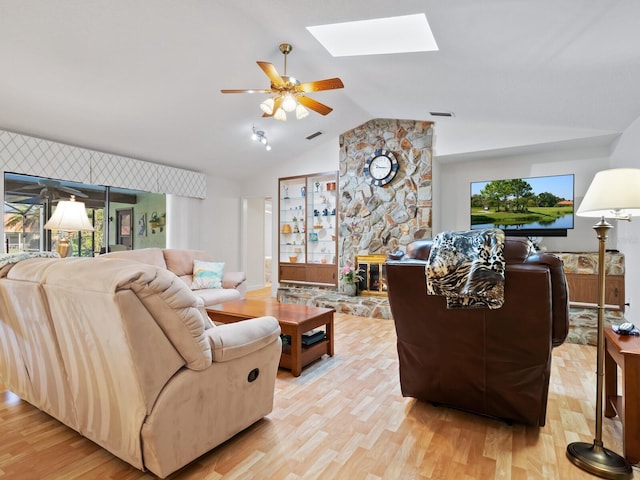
(281, 338, 330, 372)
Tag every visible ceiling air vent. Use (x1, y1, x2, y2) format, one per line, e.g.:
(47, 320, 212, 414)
(429, 111, 454, 117)
(305, 131, 324, 140)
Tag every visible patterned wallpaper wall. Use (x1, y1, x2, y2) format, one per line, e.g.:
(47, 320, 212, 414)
(0, 129, 206, 198)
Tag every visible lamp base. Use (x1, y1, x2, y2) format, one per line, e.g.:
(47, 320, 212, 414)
(566, 441, 632, 479)
(56, 237, 70, 258)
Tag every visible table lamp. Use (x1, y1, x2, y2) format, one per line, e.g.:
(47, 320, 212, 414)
(566, 168, 640, 479)
(44, 195, 95, 258)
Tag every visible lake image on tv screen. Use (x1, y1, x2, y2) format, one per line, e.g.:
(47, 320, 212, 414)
(470, 174, 574, 231)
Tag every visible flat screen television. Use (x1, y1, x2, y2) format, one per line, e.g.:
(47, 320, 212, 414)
(470, 173, 575, 237)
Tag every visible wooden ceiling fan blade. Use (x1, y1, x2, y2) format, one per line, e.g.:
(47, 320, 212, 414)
(257, 61, 285, 87)
(262, 96, 283, 117)
(220, 88, 274, 94)
(272, 96, 283, 114)
(297, 95, 333, 115)
(60, 186, 88, 198)
(296, 78, 344, 93)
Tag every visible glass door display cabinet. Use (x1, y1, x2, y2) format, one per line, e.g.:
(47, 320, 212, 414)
(279, 171, 338, 286)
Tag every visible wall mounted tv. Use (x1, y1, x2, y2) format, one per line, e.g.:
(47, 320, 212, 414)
(470, 174, 575, 237)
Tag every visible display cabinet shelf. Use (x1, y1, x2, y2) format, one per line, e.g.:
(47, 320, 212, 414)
(278, 172, 338, 286)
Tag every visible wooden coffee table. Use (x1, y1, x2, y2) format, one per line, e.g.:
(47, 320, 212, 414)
(206, 299, 334, 377)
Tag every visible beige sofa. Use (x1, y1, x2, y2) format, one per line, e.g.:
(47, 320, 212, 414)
(0, 255, 281, 478)
(103, 248, 246, 307)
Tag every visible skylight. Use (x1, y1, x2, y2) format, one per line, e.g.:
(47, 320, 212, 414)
(306, 13, 438, 57)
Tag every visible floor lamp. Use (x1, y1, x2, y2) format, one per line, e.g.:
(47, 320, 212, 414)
(566, 168, 640, 479)
(44, 195, 94, 257)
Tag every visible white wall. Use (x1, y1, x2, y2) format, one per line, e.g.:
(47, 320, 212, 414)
(609, 115, 640, 324)
(436, 143, 613, 252)
(242, 196, 266, 290)
(166, 194, 202, 250)
(185, 174, 243, 271)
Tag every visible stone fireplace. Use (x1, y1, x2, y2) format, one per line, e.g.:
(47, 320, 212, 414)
(277, 118, 434, 318)
(338, 118, 434, 289)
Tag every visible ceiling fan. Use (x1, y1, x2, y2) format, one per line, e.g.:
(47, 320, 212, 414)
(11, 178, 88, 203)
(221, 43, 344, 120)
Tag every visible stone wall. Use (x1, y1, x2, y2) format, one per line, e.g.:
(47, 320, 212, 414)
(338, 119, 434, 286)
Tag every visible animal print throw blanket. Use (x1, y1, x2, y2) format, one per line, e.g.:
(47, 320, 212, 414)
(0, 251, 60, 277)
(425, 229, 506, 309)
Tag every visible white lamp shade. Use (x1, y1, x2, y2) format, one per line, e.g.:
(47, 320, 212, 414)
(295, 103, 310, 120)
(260, 98, 274, 115)
(577, 168, 640, 219)
(273, 108, 287, 121)
(282, 93, 297, 112)
(44, 196, 95, 231)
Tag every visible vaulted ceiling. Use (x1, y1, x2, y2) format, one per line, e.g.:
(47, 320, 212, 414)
(1, 1, 639, 179)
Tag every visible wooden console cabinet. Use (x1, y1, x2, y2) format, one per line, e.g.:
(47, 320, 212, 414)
(564, 272, 625, 311)
(553, 252, 625, 311)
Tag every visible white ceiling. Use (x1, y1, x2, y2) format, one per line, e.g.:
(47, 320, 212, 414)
(1, 1, 639, 180)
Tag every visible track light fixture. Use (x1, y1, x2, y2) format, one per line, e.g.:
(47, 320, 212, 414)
(251, 125, 271, 151)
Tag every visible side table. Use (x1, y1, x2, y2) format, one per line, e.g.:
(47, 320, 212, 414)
(604, 325, 640, 465)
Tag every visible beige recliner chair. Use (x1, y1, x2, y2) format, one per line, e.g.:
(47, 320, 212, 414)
(0, 256, 280, 478)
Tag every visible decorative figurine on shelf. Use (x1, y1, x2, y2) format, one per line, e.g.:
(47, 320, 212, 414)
(301, 185, 306, 197)
(315, 181, 320, 192)
(283, 184, 289, 199)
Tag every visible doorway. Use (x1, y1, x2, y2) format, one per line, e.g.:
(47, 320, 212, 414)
(116, 208, 133, 249)
(241, 196, 272, 292)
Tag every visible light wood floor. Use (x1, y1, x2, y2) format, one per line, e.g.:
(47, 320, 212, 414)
(1, 288, 638, 479)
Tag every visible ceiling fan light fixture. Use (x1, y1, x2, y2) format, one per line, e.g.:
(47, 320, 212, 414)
(282, 93, 298, 112)
(260, 97, 275, 115)
(265, 144, 272, 151)
(221, 42, 343, 119)
(296, 103, 310, 120)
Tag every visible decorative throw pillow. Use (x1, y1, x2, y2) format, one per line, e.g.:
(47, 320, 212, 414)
(191, 260, 224, 290)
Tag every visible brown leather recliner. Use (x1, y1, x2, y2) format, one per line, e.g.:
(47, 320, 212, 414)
(385, 236, 569, 426)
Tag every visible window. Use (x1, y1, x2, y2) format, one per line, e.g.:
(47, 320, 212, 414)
(4, 173, 165, 255)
